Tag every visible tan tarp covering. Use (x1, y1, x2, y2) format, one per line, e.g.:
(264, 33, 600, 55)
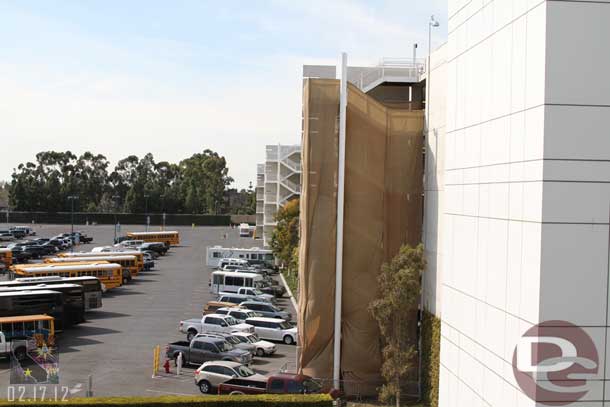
(298, 79, 424, 394)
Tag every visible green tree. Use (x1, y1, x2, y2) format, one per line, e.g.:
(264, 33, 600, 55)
(180, 150, 233, 214)
(270, 198, 300, 266)
(369, 244, 426, 407)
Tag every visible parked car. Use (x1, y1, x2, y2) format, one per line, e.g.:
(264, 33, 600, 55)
(215, 307, 262, 323)
(0, 232, 13, 242)
(217, 372, 323, 395)
(180, 314, 253, 341)
(69, 232, 93, 244)
(240, 301, 291, 321)
(116, 240, 144, 249)
(9, 228, 27, 239)
(236, 287, 275, 303)
(166, 336, 252, 366)
(245, 317, 297, 345)
(200, 314, 254, 335)
(194, 332, 256, 355)
(140, 242, 168, 256)
(10, 226, 36, 236)
(203, 301, 236, 316)
(9, 247, 32, 263)
(231, 332, 276, 357)
(142, 253, 155, 270)
(256, 280, 286, 298)
(217, 293, 272, 306)
(195, 361, 267, 394)
(23, 245, 48, 259)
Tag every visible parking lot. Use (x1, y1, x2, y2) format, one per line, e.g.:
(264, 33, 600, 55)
(0, 224, 297, 397)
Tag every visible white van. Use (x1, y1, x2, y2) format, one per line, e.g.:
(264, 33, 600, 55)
(238, 223, 252, 237)
(210, 271, 263, 295)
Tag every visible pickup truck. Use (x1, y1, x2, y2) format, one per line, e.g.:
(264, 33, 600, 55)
(179, 314, 254, 341)
(166, 336, 252, 366)
(235, 287, 275, 303)
(0, 332, 29, 361)
(217, 372, 324, 395)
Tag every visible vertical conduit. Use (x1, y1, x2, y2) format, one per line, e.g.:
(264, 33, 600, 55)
(333, 52, 348, 390)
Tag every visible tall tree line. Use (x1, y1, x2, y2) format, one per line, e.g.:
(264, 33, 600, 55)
(8, 150, 254, 215)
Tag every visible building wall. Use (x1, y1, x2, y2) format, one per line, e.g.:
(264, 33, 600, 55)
(438, 0, 548, 405)
(257, 145, 301, 247)
(423, 43, 447, 317)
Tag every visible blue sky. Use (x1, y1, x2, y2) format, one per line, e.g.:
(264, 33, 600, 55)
(0, 0, 447, 188)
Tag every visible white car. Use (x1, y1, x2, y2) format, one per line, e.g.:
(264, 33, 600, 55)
(236, 287, 275, 303)
(200, 314, 254, 335)
(215, 307, 262, 323)
(244, 317, 297, 345)
(115, 240, 144, 249)
(231, 332, 276, 357)
(194, 360, 267, 394)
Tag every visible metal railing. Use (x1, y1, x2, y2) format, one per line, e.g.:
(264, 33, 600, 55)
(357, 65, 424, 92)
(281, 157, 301, 172)
(281, 178, 300, 194)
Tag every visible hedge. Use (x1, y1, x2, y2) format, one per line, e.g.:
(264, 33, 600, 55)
(5, 211, 231, 226)
(421, 311, 441, 407)
(0, 394, 333, 407)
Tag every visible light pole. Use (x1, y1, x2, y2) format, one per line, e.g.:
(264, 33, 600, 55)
(112, 195, 120, 243)
(426, 15, 440, 135)
(67, 195, 79, 252)
(144, 194, 150, 232)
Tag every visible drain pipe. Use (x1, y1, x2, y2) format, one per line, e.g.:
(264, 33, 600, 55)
(333, 52, 348, 392)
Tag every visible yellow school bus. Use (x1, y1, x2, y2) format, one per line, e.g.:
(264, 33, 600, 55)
(59, 251, 144, 272)
(0, 314, 55, 346)
(46, 255, 141, 277)
(11, 263, 123, 290)
(0, 248, 11, 268)
(127, 231, 180, 246)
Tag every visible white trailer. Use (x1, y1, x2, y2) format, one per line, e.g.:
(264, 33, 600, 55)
(206, 246, 275, 268)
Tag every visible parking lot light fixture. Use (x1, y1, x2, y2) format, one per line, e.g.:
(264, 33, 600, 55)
(67, 195, 79, 252)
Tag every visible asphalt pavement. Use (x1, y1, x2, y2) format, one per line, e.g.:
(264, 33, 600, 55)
(0, 223, 297, 398)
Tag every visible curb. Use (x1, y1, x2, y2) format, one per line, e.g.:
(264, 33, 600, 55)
(279, 271, 298, 312)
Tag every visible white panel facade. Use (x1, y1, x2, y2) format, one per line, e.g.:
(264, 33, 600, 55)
(437, 0, 610, 405)
(424, 43, 447, 316)
(438, 0, 547, 406)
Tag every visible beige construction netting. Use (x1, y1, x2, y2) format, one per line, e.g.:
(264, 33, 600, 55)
(298, 79, 424, 395)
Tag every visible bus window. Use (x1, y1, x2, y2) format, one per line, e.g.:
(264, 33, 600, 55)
(212, 252, 221, 258)
(244, 277, 253, 287)
(213, 274, 223, 285)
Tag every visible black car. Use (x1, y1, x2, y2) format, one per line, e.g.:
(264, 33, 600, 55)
(23, 245, 48, 259)
(10, 247, 32, 263)
(10, 230, 26, 239)
(141, 242, 168, 256)
(39, 242, 59, 255)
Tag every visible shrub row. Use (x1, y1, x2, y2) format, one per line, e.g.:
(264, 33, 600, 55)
(6, 211, 231, 226)
(421, 311, 441, 407)
(0, 394, 333, 407)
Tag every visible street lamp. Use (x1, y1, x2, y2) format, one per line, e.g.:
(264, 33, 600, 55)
(144, 194, 150, 232)
(426, 14, 440, 135)
(67, 195, 79, 252)
(112, 195, 120, 243)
